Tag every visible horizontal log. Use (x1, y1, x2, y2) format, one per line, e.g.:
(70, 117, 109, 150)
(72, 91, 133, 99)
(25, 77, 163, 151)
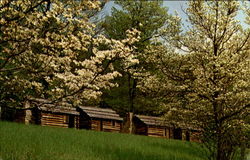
(41, 115, 65, 119)
(148, 134, 166, 138)
(41, 124, 68, 127)
(41, 124, 68, 128)
(41, 121, 67, 125)
(41, 118, 65, 122)
(103, 128, 120, 132)
(148, 130, 164, 133)
(41, 119, 66, 123)
(103, 127, 120, 130)
(148, 128, 164, 131)
(41, 122, 68, 126)
(42, 113, 65, 116)
(41, 120, 66, 124)
(148, 129, 164, 132)
(41, 116, 64, 120)
(148, 132, 164, 135)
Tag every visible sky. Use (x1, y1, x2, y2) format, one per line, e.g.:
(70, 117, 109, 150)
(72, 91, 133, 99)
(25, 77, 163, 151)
(100, 1, 249, 30)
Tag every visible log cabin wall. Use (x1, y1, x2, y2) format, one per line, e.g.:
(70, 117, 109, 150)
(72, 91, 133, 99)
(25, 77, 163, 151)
(168, 127, 174, 139)
(91, 119, 102, 131)
(36, 100, 80, 129)
(40, 112, 69, 128)
(39, 111, 80, 129)
(134, 115, 173, 138)
(181, 129, 197, 141)
(164, 127, 174, 139)
(134, 114, 203, 141)
(102, 119, 121, 133)
(90, 119, 122, 133)
(84, 118, 122, 133)
(133, 117, 147, 136)
(74, 115, 80, 129)
(147, 125, 166, 138)
(190, 130, 202, 142)
(147, 126, 174, 138)
(78, 106, 123, 133)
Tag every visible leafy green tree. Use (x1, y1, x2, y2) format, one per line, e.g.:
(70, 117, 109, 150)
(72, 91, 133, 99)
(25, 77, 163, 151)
(141, 1, 250, 160)
(100, 0, 181, 118)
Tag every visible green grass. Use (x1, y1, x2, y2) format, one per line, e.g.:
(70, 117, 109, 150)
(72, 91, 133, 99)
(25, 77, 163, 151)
(0, 121, 207, 160)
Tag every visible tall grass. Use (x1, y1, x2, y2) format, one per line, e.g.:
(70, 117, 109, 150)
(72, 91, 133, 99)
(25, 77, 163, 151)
(0, 121, 207, 160)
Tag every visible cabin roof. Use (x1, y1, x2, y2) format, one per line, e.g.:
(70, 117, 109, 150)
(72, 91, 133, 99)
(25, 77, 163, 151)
(30, 98, 80, 115)
(39, 105, 80, 115)
(78, 106, 123, 121)
(135, 115, 170, 127)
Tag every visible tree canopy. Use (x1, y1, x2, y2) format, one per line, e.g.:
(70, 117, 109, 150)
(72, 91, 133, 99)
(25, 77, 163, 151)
(100, 0, 181, 116)
(139, 1, 250, 160)
(0, 1, 249, 159)
(0, 0, 139, 107)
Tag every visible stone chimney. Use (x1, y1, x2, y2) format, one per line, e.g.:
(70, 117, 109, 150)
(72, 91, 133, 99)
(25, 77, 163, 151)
(24, 101, 32, 124)
(128, 112, 134, 134)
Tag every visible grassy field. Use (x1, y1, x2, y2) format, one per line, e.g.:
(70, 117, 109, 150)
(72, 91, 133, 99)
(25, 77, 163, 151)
(0, 121, 208, 160)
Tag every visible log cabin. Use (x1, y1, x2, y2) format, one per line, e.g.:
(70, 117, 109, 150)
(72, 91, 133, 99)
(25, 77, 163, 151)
(5, 99, 81, 129)
(172, 123, 202, 142)
(0, 99, 201, 141)
(1, 99, 123, 132)
(132, 114, 200, 141)
(1, 101, 38, 125)
(37, 104, 80, 129)
(77, 106, 123, 133)
(30, 98, 81, 128)
(183, 127, 202, 142)
(133, 114, 174, 138)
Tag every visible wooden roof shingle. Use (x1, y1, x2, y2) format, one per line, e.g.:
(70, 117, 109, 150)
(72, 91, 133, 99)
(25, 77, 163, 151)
(135, 115, 170, 127)
(78, 106, 123, 121)
(31, 98, 79, 115)
(39, 105, 80, 115)
(135, 114, 201, 131)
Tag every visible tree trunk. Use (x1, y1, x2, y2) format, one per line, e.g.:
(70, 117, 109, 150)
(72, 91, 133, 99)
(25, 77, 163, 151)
(216, 138, 224, 160)
(0, 106, 2, 120)
(240, 143, 246, 160)
(128, 74, 137, 134)
(216, 129, 233, 160)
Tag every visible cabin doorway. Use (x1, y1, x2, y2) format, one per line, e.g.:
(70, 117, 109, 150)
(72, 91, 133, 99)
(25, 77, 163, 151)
(68, 115, 75, 128)
(99, 120, 103, 131)
(173, 128, 182, 140)
(186, 131, 190, 141)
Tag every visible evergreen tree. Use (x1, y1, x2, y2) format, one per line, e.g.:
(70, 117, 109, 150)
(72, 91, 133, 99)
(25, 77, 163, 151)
(100, 0, 181, 117)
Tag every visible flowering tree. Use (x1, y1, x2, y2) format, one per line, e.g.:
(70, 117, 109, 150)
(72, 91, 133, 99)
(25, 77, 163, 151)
(0, 0, 139, 107)
(140, 1, 250, 160)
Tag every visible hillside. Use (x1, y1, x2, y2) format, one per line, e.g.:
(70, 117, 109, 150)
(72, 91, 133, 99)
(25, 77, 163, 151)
(0, 121, 207, 160)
